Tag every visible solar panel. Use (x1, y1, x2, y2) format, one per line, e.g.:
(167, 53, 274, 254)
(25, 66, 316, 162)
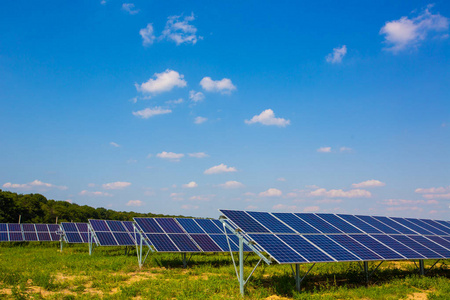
(190, 234, 222, 252)
(146, 233, 179, 252)
(278, 234, 334, 262)
(404, 218, 447, 235)
(407, 235, 450, 257)
(134, 218, 164, 233)
(61, 222, 89, 243)
(418, 219, 450, 235)
(175, 218, 204, 233)
(316, 214, 363, 233)
(194, 219, 223, 234)
(209, 234, 239, 252)
(370, 234, 424, 259)
(388, 217, 433, 235)
(295, 213, 342, 234)
(220, 210, 270, 233)
(249, 234, 307, 264)
(155, 218, 185, 233)
(272, 213, 320, 233)
(355, 215, 400, 234)
(389, 235, 443, 259)
(337, 214, 382, 234)
(247, 211, 295, 233)
(302, 235, 360, 261)
(169, 234, 200, 252)
(328, 234, 383, 261)
(88, 220, 137, 246)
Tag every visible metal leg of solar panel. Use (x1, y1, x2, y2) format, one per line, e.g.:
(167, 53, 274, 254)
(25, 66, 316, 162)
(364, 261, 369, 283)
(291, 263, 315, 292)
(419, 260, 425, 275)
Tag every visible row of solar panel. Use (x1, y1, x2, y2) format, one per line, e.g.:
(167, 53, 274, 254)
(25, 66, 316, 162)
(221, 211, 450, 236)
(134, 218, 251, 252)
(60, 222, 90, 243)
(0, 223, 61, 242)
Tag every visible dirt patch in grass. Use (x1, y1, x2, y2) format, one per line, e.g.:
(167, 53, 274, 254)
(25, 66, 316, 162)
(406, 292, 428, 300)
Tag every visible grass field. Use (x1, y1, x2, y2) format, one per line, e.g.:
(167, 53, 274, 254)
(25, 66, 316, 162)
(0, 243, 449, 299)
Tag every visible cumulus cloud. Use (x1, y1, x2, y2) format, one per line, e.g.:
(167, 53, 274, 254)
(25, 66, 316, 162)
(326, 45, 347, 63)
(352, 180, 386, 188)
(415, 186, 449, 194)
(188, 152, 208, 158)
(422, 193, 450, 199)
(110, 142, 120, 148)
(79, 190, 113, 197)
(317, 147, 331, 153)
(204, 163, 237, 174)
(259, 188, 282, 197)
(182, 181, 198, 188)
(194, 116, 208, 124)
(136, 69, 187, 94)
(132, 107, 172, 119)
(156, 151, 184, 162)
(200, 77, 236, 94)
(127, 200, 144, 206)
(309, 188, 371, 198)
(122, 3, 139, 15)
(102, 181, 131, 190)
(189, 90, 205, 102)
(140, 23, 156, 46)
(218, 181, 244, 189)
(161, 13, 200, 45)
(380, 6, 449, 52)
(3, 180, 67, 191)
(245, 109, 290, 127)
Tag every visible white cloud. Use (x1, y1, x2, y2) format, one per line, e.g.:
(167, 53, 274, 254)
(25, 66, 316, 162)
(380, 6, 449, 52)
(415, 186, 449, 194)
(380, 199, 439, 206)
(317, 147, 331, 153)
(326, 45, 347, 63)
(136, 69, 187, 94)
(194, 116, 208, 124)
(204, 163, 237, 174)
(272, 204, 301, 212)
(386, 206, 423, 212)
(303, 206, 320, 213)
(182, 181, 198, 188)
(245, 109, 290, 127)
(181, 204, 199, 210)
(140, 23, 156, 46)
(165, 98, 183, 105)
(3, 180, 67, 191)
(422, 193, 450, 199)
(110, 142, 120, 148)
(122, 3, 139, 15)
(189, 90, 205, 102)
(340, 147, 353, 153)
(316, 199, 343, 204)
(127, 200, 144, 206)
(259, 188, 282, 197)
(200, 77, 236, 94)
(132, 107, 172, 119)
(309, 188, 371, 198)
(79, 190, 113, 197)
(246, 205, 258, 210)
(188, 152, 208, 158)
(218, 181, 244, 189)
(161, 13, 200, 45)
(102, 181, 131, 190)
(189, 195, 214, 201)
(352, 180, 386, 188)
(170, 193, 184, 201)
(156, 151, 184, 162)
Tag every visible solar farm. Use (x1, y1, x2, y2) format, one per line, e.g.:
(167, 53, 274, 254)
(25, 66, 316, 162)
(0, 211, 449, 299)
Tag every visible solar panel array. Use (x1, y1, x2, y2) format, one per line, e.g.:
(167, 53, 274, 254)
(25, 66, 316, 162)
(0, 223, 61, 242)
(88, 220, 140, 246)
(133, 217, 251, 253)
(220, 210, 450, 264)
(60, 222, 89, 243)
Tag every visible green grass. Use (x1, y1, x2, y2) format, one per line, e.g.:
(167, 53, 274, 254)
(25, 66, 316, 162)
(0, 243, 448, 299)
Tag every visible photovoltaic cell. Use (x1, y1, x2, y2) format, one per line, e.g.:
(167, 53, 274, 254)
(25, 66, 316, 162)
(433, 220, 450, 231)
(190, 234, 222, 252)
(211, 219, 226, 232)
(195, 219, 223, 234)
(316, 214, 362, 233)
(0, 232, 8, 241)
(37, 231, 51, 241)
(407, 235, 450, 257)
(427, 236, 450, 249)
(155, 218, 184, 233)
(349, 234, 404, 260)
(295, 213, 342, 234)
(90, 220, 110, 232)
(9, 232, 24, 241)
(209, 234, 239, 252)
(22, 224, 35, 231)
(249, 234, 307, 264)
(373, 216, 417, 234)
(278, 234, 333, 262)
(389, 235, 442, 259)
(388, 217, 433, 235)
(61, 222, 88, 243)
(405, 218, 447, 235)
(303, 235, 360, 261)
(8, 224, 21, 232)
(96, 231, 118, 246)
(65, 232, 83, 243)
(371, 234, 424, 259)
(337, 214, 382, 234)
(106, 220, 126, 232)
(419, 219, 450, 235)
(175, 218, 204, 233)
(134, 218, 163, 233)
(146, 234, 179, 252)
(0, 223, 7, 231)
(272, 213, 320, 234)
(247, 211, 295, 233)
(356, 216, 400, 234)
(169, 234, 200, 252)
(328, 234, 383, 261)
(113, 232, 135, 246)
(221, 210, 270, 233)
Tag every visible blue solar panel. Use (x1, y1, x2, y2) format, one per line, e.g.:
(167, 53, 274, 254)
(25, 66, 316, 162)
(407, 235, 450, 257)
(433, 220, 450, 230)
(106, 220, 126, 232)
(155, 218, 184, 233)
(65, 232, 83, 243)
(372, 216, 416, 234)
(371, 234, 424, 259)
(8, 224, 21, 232)
(388, 217, 433, 235)
(356, 216, 400, 234)
(209, 234, 239, 252)
(62, 223, 77, 232)
(134, 218, 164, 233)
(0, 223, 7, 231)
(328, 234, 383, 261)
(22, 224, 35, 231)
(96, 231, 118, 246)
(146, 234, 179, 252)
(303, 235, 360, 261)
(249, 234, 307, 264)
(295, 214, 342, 233)
(338, 214, 382, 234)
(389, 235, 442, 259)
(211, 219, 226, 232)
(195, 219, 223, 234)
(0, 232, 8, 241)
(405, 219, 447, 235)
(24, 231, 38, 241)
(80, 232, 89, 243)
(278, 234, 333, 262)
(246, 211, 295, 233)
(9, 232, 24, 241)
(427, 236, 450, 249)
(169, 234, 200, 252)
(175, 218, 204, 233)
(316, 214, 363, 233)
(37, 232, 51, 241)
(113, 232, 135, 246)
(272, 213, 320, 234)
(349, 234, 404, 260)
(90, 220, 110, 232)
(35, 224, 47, 231)
(419, 219, 450, 235)
(76, 223, 88, 232)
(221, 210, 270, 233)
(191, 234, 222, 252)
(61, 223, 88, 243)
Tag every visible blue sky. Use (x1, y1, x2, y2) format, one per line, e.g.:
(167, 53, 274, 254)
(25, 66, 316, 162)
(1, 1, 449, 219)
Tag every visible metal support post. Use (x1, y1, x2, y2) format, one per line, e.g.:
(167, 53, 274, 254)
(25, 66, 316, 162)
(139, 234, 143, 268)
(295, 264, 301, 292)
(183, 253, 187, 268)
(88, 229, 93, 255)
(60, 236, 63, 252)
(239, 235, 244, 296)
(364, 261, 369, 283)
(419, 260, 425, 276)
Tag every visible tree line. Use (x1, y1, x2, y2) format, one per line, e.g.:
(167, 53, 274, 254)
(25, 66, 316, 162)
(0, 189, 187, 224)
